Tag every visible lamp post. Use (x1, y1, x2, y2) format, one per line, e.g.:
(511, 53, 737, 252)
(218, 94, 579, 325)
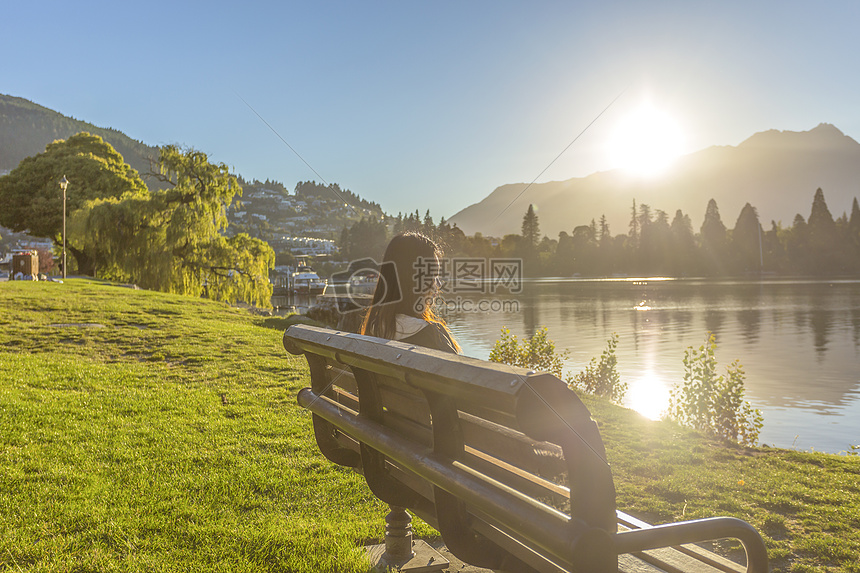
(60, 175, 68, 280)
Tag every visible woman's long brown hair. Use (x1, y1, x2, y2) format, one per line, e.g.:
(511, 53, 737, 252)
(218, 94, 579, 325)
(360, 232, 460, 351)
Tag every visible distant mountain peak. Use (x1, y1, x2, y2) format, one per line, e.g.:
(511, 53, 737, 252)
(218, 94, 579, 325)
(811, 122, 842, 134)
(739, 123, 855, 150)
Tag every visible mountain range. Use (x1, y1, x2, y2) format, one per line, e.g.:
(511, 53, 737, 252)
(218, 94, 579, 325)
(4, 93, 859, 242)
(448, 123, 860, 238)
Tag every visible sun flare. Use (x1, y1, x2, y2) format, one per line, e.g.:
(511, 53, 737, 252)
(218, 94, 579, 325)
(627, 370, 670, 421)
(607, 102, 685, 177)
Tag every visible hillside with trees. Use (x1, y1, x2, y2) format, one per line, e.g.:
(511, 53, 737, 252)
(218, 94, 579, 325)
(0, 94, 161, 185)
(0, 95, 386, 272)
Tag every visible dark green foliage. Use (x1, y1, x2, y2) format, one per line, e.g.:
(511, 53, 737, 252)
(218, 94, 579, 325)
(700, 198, 728, 275)
(669, 209, 696, 275)
(499, 190, 860, 278)
(731, 203, 763, 273)
(0, 132, 148, 241)
(294, 180, 381, 213)
(806, 188, 845, 273)
(338, 217, 388, 261)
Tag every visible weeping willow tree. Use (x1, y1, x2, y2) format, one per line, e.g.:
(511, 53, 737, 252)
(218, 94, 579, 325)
(70, 145, 274, 307)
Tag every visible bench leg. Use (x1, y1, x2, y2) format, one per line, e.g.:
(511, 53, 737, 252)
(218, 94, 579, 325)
(365, 505, 449, 572)
(384, 505, 415, 562)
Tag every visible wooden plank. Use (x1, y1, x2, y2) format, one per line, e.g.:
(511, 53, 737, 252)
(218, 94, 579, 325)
(628, 546, 736, 573)
(617, 512, 746, 573)
(332, 386, 359, 411)
(462, 447, 570, 514)
(459, 412, 567, 478)
(618, 554, 674, 573)
(377, 380, 432, 426)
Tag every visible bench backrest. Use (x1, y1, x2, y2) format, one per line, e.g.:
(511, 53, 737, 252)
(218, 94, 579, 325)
(284, 324, 618, 573)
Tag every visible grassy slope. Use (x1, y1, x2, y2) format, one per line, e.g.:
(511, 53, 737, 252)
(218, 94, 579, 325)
(1, 280, 858, 572)
(0, 280, 390, 572)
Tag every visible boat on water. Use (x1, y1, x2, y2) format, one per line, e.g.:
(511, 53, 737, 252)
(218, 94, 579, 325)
(291, 258, 327, 294)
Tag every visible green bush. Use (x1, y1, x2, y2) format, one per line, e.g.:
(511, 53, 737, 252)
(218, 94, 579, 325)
(488, 327, 568, 377)
(567, 333, 626, 403)
(489, 328, 626, 405)
(667, 333, 763, 447)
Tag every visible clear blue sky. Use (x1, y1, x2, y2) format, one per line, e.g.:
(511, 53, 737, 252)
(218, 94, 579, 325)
(3, 1, 859, 219)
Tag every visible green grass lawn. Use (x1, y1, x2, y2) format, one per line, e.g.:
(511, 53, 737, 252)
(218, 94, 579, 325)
(1, 280, 858, 572)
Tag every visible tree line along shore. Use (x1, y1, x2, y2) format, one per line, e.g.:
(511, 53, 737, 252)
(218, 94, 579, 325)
(342, 190, 860, 279)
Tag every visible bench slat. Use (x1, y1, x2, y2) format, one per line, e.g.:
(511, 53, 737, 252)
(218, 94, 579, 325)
(459, 411, 567, 478)
(463, 447, 570, 513)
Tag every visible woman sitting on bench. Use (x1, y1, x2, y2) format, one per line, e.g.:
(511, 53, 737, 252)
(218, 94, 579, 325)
(360, 232, 461, 354)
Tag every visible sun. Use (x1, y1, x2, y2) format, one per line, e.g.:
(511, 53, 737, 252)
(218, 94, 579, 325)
(607, 102, 685, 177)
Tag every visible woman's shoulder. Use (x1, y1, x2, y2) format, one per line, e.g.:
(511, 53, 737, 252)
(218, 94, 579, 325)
(394, 314, 458, 354)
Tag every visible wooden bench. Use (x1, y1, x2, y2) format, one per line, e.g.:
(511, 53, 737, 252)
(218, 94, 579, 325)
(283, 325, 769, 573)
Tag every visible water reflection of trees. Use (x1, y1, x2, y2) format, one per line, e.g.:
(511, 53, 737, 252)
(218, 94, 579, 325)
(737, 308, 761, 344)
(808, 309, 833, 360)
(451, 279, 860, 410)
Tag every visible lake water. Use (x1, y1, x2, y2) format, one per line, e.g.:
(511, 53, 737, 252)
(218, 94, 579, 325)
(441, 278, 860, 454)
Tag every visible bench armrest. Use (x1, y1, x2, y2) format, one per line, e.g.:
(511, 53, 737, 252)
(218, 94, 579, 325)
(614, 517, 768, 573)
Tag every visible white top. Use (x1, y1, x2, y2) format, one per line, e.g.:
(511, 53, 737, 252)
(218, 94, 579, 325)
(394, 314, 429, 340)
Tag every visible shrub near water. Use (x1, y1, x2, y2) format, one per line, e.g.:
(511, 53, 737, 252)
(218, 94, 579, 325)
(567, 333, 626, 403)
(488, 326, 568, 377)
(667, 333, 763, 447)
(489, 327, 626, 404)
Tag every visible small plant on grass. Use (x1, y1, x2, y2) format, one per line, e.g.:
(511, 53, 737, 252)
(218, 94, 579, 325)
(667, 333, 763, 447)
(567, 333, 626, 403)
(489, 326, 568, 377)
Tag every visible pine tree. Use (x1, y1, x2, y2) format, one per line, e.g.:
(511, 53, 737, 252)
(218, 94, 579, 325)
(849, 197, 860, 232)
(731, 203, 763, 273)
(598, 215, 611, 246)
(629, 199, 639, 246)
(700, 198, 728, 275)
(521, 204, 540, 249)
(806, 188, 841, 274)
(808, 188, 836, 233)
(670, 209, 696, 275)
